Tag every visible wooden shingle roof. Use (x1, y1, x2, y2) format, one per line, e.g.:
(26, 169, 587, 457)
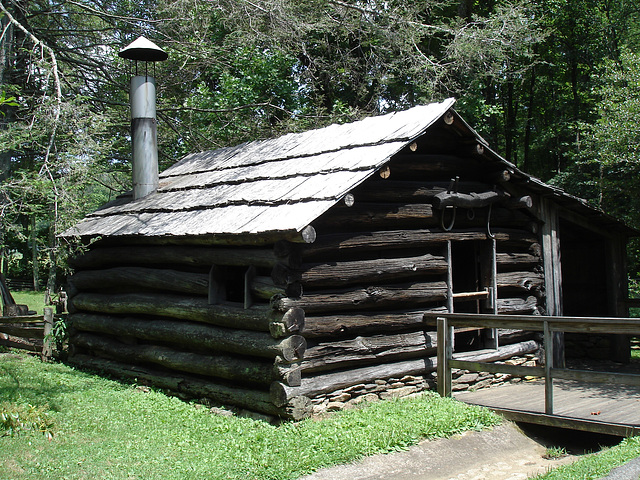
(64, 99, 456, 239)
(64, 97, 635, 240)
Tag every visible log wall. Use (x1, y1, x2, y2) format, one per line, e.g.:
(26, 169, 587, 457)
(67, 120, 545, 419)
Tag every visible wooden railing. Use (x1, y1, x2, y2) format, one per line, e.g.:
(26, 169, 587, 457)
(424, 313, 640, 416)
(0, 307, 55, 360)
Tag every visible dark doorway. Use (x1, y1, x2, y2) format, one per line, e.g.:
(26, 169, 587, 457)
(559, 219, 609, 317)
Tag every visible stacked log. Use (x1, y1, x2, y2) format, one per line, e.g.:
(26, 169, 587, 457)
(67, 122, 545, 419)
(67, 242, 311, 420)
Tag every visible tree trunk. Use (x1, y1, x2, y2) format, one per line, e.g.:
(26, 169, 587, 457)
(30, 215, 39, 291)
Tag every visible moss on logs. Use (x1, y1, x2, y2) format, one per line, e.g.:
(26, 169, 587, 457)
(71, 313, 306, 362)
(69, 244, 296, 270)
(303, 308, 448, 338)
(69, 267, 209, 296)
(73, 332, 301, 386)
(71, 292, 304, 337)
(67, 354, 311, 420)
(301, 331, 438, 373)
(300, 229, 538, 260)
(271, 281, 447, 313)
(272, 254, 447, 289)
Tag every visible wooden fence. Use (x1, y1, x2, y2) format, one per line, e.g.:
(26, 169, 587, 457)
(0, 307, 55, 360)
(425, 313, 640, 416)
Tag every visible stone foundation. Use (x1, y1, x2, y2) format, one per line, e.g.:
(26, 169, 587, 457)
(310, 354, 541, 415)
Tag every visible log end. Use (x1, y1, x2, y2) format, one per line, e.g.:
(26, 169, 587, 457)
(280, 335, 307, 362)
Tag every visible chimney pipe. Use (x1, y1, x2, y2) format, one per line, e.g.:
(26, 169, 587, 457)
(118, 36, 167, 200)
(130, 75, 158, 199)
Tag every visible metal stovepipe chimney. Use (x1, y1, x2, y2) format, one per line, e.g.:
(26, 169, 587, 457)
(118, 36, 167, 200)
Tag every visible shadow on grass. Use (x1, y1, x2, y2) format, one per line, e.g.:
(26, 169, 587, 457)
(0, 352, 103, 412)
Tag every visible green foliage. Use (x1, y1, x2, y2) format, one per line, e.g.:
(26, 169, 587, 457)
(543, 446, 568, 460)
(0, 352, 499, 480)
(533, 436, 640, 479)
(8, 291, 44, 314)
(0, 402, 55, 440)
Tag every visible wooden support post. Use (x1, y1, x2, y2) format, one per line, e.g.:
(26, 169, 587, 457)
(544, 320, 554, 415)
(445, 241, 454, 313)
(42, 307, 54, 361)
(437, 316, 452, 397)
(244, 266, 255, 309)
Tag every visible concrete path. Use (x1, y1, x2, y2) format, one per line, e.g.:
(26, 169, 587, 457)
(300, 422, 578, 480)
(598, 457, 640, 480)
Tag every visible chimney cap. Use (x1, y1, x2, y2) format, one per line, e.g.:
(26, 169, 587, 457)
(119, 36, 168, 62)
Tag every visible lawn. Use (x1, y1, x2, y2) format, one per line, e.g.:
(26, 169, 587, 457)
(0, 351, 500, 480)
(532, 436, 640, 480)
(5, 291, 46, 315)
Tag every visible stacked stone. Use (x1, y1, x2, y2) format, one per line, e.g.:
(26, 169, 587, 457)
(310, 374, 436, 415)
(310, 353, 541, 415)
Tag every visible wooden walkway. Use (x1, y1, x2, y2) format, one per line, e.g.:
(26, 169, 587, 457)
(455, 379, 640, 437)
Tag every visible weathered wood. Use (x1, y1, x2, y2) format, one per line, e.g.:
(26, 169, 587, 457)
(303, 308, 448, 338)
(0, 316, 46, 324)
(69, 267, 209, 295)
(0, 324, 45, 339)
(496, 253, 540, 267)
(250, 275, 298, 300)
(67, 354, 311, 419)
(273, 254, 448, 288)
(72, 292, 298, 335)
(432, 191, 505, 209)
(71, 313, 306, 361)
(317, 202, 530, 231)
(496, 271, 544, 292)
(42, 307, 53, 360)
(268, 307, 305, 338)
(391, 154, 480, 176)
(314, 203, 436, 230)
(453, 340, 540, 363)
(2, 304, 29, 316)
(271, 357, 437, 406)
(496, 296, 539, 314)
(69, 245, 288, 270)
(271, 281, 448, 313)
(352, 181, 492, 202)
(0, 332, 42, 352)
(301, 331, 438, 373)
(302, 229, 539, 260)
(72, 332, 300, 386)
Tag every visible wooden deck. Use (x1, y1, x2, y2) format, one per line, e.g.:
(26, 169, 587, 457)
(455, 379, 640, 437)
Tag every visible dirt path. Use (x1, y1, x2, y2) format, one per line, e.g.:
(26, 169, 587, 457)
(300, 422, 580, 480)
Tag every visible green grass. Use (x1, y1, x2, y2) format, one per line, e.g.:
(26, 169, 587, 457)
(6, 291, 45, 315)
(0, 351, 500, 480)
(533, 436, 640, 479)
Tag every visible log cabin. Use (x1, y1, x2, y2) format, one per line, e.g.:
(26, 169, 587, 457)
(62, 97, 636, 419)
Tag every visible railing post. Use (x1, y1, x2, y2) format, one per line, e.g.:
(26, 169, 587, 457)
(544, 319, 554, 415)
(42, 307, 54, 361)
(437, 316, 453, 397)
